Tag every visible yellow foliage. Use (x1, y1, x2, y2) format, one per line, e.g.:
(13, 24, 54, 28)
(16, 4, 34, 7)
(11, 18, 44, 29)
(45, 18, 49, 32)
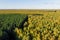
(14, 13, 60, 40)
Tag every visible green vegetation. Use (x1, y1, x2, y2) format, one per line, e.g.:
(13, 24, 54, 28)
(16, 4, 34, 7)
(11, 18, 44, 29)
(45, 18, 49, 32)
(0, 14, 27, 40)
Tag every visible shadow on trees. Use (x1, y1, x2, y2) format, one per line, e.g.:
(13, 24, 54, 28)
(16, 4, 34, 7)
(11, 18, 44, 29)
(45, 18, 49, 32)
(19, 16, 28, 30)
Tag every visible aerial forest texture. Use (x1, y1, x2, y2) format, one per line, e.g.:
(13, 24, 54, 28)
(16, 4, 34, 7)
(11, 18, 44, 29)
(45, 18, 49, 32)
(0, 10, 60, 40)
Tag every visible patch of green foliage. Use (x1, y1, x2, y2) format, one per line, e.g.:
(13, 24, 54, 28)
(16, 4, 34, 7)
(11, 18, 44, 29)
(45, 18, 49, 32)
(0, 14, 27, 40)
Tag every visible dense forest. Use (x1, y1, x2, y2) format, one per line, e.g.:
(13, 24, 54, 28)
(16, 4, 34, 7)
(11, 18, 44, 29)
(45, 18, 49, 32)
(0, 13, 60, 40)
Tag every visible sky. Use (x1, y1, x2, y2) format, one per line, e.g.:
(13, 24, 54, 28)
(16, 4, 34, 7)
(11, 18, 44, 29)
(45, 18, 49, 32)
(0, 0, 60, 9)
